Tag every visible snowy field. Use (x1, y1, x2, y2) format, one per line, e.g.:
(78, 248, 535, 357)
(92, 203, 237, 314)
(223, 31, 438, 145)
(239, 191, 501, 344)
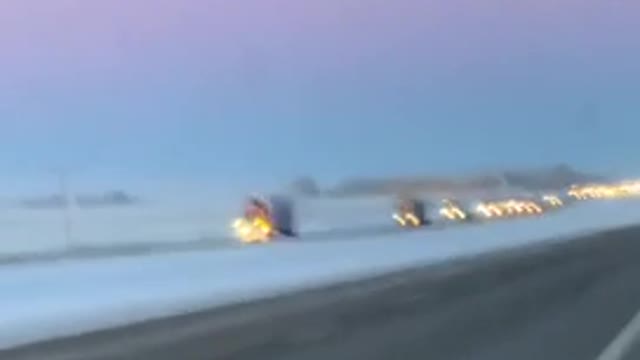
(0, 196, 404, 256)
(1, 199, 640, 349)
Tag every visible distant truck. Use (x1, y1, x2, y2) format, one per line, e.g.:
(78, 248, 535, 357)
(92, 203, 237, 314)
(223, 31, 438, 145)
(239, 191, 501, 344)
(439, 199, 471, 221)
(393, 197, 429, 228)
(232, 195, 297, 243)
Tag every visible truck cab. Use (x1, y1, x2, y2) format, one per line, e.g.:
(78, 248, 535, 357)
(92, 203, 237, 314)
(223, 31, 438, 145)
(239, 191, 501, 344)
(393, 198, 428, 228)
(232, 195, 297, 243)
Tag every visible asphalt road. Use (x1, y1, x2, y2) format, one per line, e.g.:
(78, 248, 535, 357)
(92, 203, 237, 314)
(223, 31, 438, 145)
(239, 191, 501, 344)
(4, 225, 640, 360)
(0, 223, 472, 268)
(0, 221, 450, 266)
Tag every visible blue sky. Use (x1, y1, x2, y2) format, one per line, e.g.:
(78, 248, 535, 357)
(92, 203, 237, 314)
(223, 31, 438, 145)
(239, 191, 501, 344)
(0, 0, 638, 191)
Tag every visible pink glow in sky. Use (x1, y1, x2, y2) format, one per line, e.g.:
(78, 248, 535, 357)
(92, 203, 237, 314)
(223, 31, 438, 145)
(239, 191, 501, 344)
(0, 0, 638, 180)
(1, 0, 637, 80)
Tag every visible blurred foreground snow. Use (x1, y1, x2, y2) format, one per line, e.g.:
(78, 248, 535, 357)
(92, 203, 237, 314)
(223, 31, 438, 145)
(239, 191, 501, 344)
(1, 199, 640, 349)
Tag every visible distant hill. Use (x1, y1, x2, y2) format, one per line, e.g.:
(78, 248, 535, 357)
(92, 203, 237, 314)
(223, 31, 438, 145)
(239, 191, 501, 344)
(500, 164, 606, 191)
(287, 164, 606, 198)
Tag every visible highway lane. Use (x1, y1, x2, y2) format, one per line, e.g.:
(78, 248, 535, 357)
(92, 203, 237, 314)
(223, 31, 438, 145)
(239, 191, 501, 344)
(4, 225, 640, 360)
(0, 220, 458, 266)
(0, 203, 564, 266)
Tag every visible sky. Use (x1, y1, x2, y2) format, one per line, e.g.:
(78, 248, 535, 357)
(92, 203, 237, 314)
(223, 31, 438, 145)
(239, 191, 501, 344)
(0, 0, 638, 192)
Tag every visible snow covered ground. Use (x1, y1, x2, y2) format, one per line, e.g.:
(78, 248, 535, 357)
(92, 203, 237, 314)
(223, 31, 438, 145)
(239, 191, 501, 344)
(0, 203, 238, 255)
(1, 199, 640, 349)
(0, 196, 404, 256)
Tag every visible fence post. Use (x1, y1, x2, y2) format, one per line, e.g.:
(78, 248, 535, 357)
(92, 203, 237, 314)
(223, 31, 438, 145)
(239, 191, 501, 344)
(59, 171, 73, 249)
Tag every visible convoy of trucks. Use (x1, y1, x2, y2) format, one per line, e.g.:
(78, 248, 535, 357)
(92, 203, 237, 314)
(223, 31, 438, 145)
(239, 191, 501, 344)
(230, 181, 640, 243)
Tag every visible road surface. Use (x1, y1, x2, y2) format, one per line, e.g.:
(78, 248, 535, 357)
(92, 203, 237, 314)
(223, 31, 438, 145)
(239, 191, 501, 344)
(4, 225, 640, 360)
(0, 222, 448, 266)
